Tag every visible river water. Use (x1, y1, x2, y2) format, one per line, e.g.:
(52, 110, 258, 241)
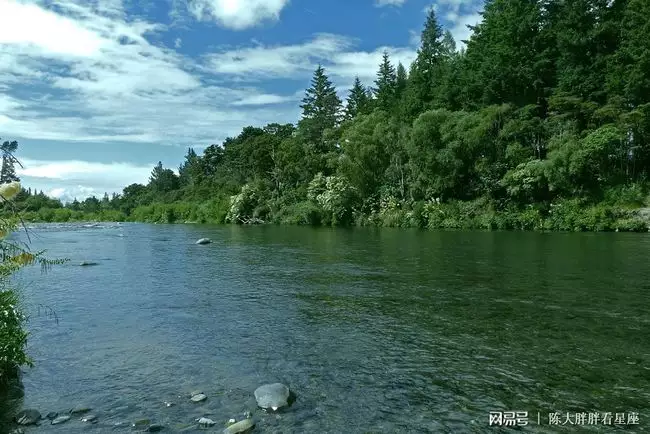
(1, 223, 649, 433)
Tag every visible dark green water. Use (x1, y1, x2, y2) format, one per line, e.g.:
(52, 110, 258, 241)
(2, 223, 649, 432)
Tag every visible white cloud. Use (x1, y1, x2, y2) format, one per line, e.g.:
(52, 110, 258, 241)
(174, 37, 182, 48)
(47, 185, 99, 202)
(449, 13, 482, 48)
(423, 0, 483, 49)
(17, 158, 155, 201)
(185, 0, 290, 29)
(0, 0, 304, 146)
(204, 34, 416, 86)
(1, 0, 417, 151)
(18, 159, 152, 183)
(230, 92, 299, 106)
(0, 1, 106, 57)
(375, 0, 407, 7)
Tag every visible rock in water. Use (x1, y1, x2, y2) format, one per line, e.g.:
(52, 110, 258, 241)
(223, 418, 255, 434)
(81, 414, 98, 423)
(196, 417, 216, 427)
(51, 415, 71, 425)
(15, 409, 41, 425)
(133, 419, 151, 429)
(46, 412, 58, 420)
(148, 424, 164, 432)
(190, 393, 207, 402)
(70, 406, 92, 415)
(79, 261, 98, 266)
(254, 383, 290, 411)
(195, 238, 212, 245)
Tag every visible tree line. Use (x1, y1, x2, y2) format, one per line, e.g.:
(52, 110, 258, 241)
(4, 1, 650, 231)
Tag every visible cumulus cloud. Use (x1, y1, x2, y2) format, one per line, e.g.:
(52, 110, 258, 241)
(17, 158, 155, 201)
(1, 0, 417, 150)
(205, 34, 416, 87)
(185, 0, 290, 29)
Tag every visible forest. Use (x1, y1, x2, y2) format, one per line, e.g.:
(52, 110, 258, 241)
(4, 0, 650, 231)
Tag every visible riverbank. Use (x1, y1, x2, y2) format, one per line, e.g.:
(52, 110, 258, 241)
(11, 198, 650, 232)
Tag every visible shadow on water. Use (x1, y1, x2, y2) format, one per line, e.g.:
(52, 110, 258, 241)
(0, 365, 25, 432)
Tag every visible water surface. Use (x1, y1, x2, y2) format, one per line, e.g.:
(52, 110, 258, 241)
(3, 223, 649, 432)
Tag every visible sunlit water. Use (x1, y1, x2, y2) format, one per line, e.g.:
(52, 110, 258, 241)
(1, 223, 649, 433)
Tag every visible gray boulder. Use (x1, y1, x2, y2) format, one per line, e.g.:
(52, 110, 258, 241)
(254, 383, 290, 411)
(15, 409, 41, 425)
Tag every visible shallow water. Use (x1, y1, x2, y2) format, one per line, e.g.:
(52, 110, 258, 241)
(2, 223, 649, 432)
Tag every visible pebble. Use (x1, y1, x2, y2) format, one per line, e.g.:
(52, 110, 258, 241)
(196, 417, 216, 427)
(51, 415, 71, 425)
(223, 418, 255, 434)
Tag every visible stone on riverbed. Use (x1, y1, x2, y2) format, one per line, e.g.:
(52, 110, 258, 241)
(195, 238, 212, 245)
(70, 406, 91, 415)
(14, 409, 41, 425)
(196, 417, 216, 427)
(81, 414, 98, 423)
(190, 393, 207, 402)
(133, 419, 151, 429)
(51, 415, 71, 425)
(254, 383, 290, 411)
(223, 418, 255, 434)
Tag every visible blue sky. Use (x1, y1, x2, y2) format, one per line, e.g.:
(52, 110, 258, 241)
(0, 0, 483, 202)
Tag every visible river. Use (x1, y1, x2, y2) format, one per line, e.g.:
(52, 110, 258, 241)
(2, 223, 649, 432)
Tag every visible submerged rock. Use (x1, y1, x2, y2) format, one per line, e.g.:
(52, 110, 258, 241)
(223, 418, 255, 434)
(195, 238, 212, 245)
(190, 393, 207, 402)
(163, 401, 175, 407)
(254, 383, 290, 411)
(79, 261, 98, 266)
(51, 415, 71, 425)
(133, 419, 151, 429)
(70, 406, 92, 415)
(148, 424, 164, 432)
(81, 414, 98, 423)
(15, 409, 41, 425)
(46, 412, 58, 420)
(196, 417, 216, 427)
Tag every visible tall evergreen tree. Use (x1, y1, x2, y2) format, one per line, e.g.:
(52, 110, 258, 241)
(178, 148, 200, 186)
(149, 161, 179, 193)
(299, 65, 342, 146)
(373, 51, 397, 112)
(395, 62, 408, 101)
(345, 77, 371, 120)
(0, 140, 20, 183)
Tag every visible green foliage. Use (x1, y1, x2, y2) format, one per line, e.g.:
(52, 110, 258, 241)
(7, 3, 650, 232)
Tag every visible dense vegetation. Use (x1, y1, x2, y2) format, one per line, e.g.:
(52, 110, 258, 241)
(6, 1, 650, 231)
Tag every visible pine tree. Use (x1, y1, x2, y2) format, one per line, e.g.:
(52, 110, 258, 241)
(441, 30, 456, 58)
(179, 148, 200, 186)
(373, 51, 397, 112)
(0, 140, 20, 183)
(345, 77, 371, 120)
(299, 65, 342, 146)
(395, 62, 408, 101)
